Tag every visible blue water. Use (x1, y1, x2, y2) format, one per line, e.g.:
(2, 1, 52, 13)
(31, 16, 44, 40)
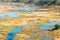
(0, 6, 37, 18)
(0, 4, 59, 40)
(7, 12, 19, 17)
(0, 12, 19, 18)
(42, 38, 52, 40)
(20, 7, 37, 12)
(6, 22, 60, 40)
(40, 22, 60, 30)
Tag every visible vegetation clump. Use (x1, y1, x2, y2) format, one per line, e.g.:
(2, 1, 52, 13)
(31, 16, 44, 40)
(51, 24, 60, 31)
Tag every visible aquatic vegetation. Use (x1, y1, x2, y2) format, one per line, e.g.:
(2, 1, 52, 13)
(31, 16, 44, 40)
(48, 24, 60, 31)
(54, 24, 60, 30)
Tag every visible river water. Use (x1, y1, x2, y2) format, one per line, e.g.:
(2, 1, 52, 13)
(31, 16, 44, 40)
(6, 22, 60, 40)
(0, 4, 60, 40)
